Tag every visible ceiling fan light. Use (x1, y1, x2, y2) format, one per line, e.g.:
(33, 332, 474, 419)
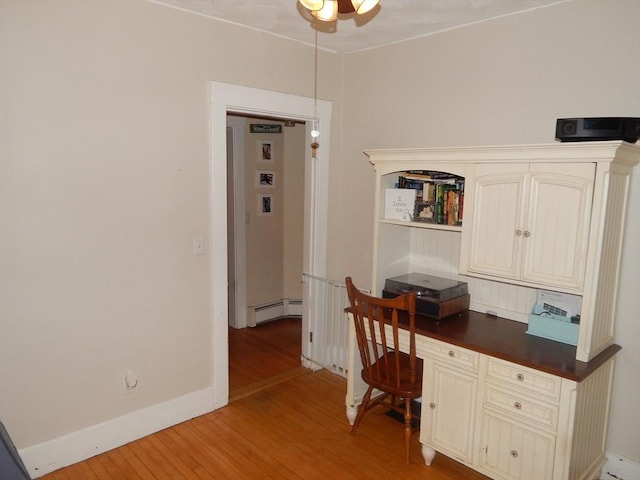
(312, 0, 338, 21)
(298, 0, 324, 11)
(351, 0, 379, 14)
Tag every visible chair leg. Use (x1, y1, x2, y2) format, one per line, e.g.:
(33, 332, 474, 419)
(350, 386, 373, 435)
(403, 397, 412, 464)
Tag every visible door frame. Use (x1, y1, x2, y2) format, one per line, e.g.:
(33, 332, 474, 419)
(209, 81, 332, 408)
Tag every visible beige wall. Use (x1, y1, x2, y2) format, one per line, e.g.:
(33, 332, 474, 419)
(0, 0, 342, 449)
(245, 122, 285, 307)
(283, 124, 306, 300)
(242, 119, 304, 308)
(1, 0, 638, 468)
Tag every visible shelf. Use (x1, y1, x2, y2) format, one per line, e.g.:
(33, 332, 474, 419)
(379, 218, 462, 232)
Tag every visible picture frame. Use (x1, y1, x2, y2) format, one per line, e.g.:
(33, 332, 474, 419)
(256, 170, 275, 188)
(258, 194, 273, 216)
(258, 140, 274, 162)
(414, 201, 436, 223)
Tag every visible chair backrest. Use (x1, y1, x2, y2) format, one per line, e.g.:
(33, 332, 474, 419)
(345, 277, 418, 389)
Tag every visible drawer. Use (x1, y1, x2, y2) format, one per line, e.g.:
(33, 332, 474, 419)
(485, 357, 561, 400)
(484, 384, 559, 430)
(421, 338, 479, 371)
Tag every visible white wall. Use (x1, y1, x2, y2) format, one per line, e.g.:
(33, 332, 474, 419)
(336, 0, 640, 463)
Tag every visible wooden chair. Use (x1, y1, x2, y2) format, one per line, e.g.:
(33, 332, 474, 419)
(345, 276, 423, 464)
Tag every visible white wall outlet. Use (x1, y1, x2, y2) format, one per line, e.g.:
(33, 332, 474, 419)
(193, 235, 204, 255)
(121, 370, 138, 394)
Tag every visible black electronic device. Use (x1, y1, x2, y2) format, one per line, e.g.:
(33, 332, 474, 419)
(555, 117, 640, 143)
(382, 273, 469, 320)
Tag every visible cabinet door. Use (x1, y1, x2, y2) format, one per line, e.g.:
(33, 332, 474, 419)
(462, 162, 594, 290)
(421, 360, 478, 465)
(522, 163, 594, 290)
(480, 410, 556, 480)
(463, 164, 528, 280)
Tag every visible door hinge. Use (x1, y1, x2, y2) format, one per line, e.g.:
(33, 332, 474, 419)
(309, 332, 313, 343)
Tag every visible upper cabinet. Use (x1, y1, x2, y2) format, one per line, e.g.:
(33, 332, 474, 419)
(366, 142, 639, 362)
(459, 162, 595, 291)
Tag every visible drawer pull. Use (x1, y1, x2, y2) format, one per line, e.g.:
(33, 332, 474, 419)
(511, 450, 519, 458)
(514, 402, 522, 410)
(429, 402, 436, 410)
(448, 350, 455, 358)
(516, 373, 524, 382)
(515, 229, 523, 237)
(523, 230, 531, 238)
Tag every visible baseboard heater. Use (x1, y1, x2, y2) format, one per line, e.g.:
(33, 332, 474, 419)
(247, 298, 302, 326)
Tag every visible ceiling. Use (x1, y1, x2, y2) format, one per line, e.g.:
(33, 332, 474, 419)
(150, 0, 566, 53)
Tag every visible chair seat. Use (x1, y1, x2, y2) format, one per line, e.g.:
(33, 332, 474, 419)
(362, 352, 423, 398)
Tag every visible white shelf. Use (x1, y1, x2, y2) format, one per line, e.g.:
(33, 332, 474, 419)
(379, 218, 462, 232)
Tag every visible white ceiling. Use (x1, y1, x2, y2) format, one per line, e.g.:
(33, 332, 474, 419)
(149, 0, 567, 54)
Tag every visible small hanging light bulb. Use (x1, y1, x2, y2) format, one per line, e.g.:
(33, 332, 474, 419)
(311, 118, 320, 138)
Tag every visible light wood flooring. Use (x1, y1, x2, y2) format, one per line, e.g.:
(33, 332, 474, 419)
(228, 317, 306, 401)
(39, 318, 489, 479)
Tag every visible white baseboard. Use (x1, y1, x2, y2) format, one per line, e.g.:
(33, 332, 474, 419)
(19, 387, 215, 478)
(601, 452, 640, 480)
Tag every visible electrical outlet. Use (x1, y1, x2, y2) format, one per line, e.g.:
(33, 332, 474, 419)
(121, 370, 138, 394)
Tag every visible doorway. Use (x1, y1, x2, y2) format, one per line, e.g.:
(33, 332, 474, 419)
(209, 81, 332, 408)
(226, 113, 306, 398)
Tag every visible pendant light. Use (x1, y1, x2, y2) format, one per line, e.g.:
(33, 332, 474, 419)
(310, 22, 320, 157)
(298, 0, 380, 21)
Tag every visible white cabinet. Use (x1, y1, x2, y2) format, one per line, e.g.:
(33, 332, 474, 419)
(367, 142, 639, 361)
(479, 410, 556, 480)
(354, 142, 639, 479)
(460, 163, 594, 291)
(479, 358, 561, 480)
(420, 341, 479, 466)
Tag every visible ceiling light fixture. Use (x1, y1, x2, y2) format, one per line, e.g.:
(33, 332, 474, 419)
(299, 0, 380, 22)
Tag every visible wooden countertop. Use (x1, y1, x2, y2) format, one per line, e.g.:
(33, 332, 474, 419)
(412, 310, 620, 382)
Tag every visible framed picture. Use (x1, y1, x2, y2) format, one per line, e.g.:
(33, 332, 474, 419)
(258, 194, 273, 216)
(414, 201, 436, 223)
(256, 170, 275, 188)
(258, 140, 274, 162)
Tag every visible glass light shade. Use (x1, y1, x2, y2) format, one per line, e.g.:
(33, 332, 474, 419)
(312, 0, 338, 21)
(298, 0, 324, 11)
(311, 118, 320, 138)
(351, 0, 379, 14)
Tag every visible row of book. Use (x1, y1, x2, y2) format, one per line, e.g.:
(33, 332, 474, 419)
(396, 171, 464, 226)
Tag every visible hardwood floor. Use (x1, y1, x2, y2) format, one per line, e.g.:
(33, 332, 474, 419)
(228, 317, 304, 399)
(39, 319, 490, 479)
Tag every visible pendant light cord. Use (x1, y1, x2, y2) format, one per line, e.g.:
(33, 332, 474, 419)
(314, 21, 318, 117)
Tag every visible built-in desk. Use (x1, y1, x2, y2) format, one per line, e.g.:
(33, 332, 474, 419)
(345, 311, 620, 480)
(411, 311, 620, 381)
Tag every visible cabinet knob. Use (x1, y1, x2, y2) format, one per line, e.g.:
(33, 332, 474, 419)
(523, 230, 531, 238)
(448, 350, 455, 358)
(514, 402, 522, 410)
(429, 402, 436, 410)
(515, 229, 523, 237)
(516, 373, 524, 382)
(511, 450, 519, 458)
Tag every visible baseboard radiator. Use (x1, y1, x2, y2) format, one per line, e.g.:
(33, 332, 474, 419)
(302, 274, 350, 378)
(247, 298, 302, 326)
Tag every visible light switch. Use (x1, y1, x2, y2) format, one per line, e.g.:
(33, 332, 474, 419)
(193, 235, 204, 255)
